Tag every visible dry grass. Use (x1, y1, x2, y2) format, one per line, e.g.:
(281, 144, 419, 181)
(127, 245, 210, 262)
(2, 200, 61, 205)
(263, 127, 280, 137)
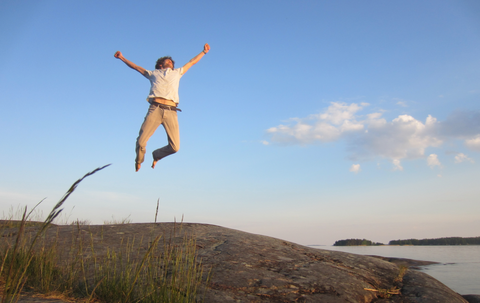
(0, 165, 208, 303)
(364, 265, 407, 299)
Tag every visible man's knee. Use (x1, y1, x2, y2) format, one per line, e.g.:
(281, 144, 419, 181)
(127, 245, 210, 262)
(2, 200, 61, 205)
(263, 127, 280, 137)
(136, 142, 146, 153)
(171, 144, 180, 153)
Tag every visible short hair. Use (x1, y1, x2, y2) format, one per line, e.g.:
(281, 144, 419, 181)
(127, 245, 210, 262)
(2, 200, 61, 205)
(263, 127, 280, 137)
(155, 56, 175, 69)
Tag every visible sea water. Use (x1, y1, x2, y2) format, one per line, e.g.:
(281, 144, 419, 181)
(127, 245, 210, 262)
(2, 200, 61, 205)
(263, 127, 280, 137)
(313, 245, 480, 295)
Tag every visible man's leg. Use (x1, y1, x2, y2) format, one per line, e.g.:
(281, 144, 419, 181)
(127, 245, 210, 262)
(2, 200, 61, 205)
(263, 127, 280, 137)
(152, 109, 180, 169)
(135, 105, 163, 171)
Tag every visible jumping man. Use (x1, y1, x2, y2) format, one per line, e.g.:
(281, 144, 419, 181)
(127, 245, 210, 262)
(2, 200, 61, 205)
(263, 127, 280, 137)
(114, 44, 210, 172)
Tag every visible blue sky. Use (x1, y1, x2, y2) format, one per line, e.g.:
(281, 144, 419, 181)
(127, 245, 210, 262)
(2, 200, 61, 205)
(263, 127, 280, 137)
(1, 0, 479, 245)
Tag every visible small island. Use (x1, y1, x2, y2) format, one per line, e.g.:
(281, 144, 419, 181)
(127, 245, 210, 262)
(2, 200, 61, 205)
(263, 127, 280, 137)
(334, 239, 384, 246)
(389, 236, 480, 245)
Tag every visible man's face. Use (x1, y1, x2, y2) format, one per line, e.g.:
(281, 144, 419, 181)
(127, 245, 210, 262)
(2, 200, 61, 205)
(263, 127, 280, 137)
(162, 59, 174, 69)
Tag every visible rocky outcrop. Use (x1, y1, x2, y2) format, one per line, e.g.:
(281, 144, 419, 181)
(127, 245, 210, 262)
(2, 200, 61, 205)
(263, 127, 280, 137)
(1, 222, 471, 302)
(186, 223, 467, 303)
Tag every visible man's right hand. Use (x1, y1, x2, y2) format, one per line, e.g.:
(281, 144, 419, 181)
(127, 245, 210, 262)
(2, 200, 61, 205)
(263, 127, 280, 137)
(115, 51, 147, 75)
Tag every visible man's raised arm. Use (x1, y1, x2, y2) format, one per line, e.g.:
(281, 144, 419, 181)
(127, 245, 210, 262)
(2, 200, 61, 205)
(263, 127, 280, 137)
(181, 43, 210, 74)
(114, 51, 147, 76)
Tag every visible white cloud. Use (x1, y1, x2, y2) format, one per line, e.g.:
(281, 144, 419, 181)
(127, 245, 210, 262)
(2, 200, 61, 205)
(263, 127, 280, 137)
(353, 114, 442, 161)
(392, 159, 403, 171)
(266, 102, 480, 170)
(465, 135, 480, 152)
(427, 154, 442, 168)
(454, 153, 475, 164)
(266, 102, 368, 145)
(317, 102, 365, 125)
(349, 164, 361, 173)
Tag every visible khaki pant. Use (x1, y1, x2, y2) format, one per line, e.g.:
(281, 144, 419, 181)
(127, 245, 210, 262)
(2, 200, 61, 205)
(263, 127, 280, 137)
(135, 103, 180, 164)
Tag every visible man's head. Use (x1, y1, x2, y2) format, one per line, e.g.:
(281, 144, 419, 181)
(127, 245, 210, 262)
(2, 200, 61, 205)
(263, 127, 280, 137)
(155, 56, 175, 69)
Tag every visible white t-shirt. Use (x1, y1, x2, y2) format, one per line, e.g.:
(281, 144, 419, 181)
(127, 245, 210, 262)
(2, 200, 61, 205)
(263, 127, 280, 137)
(144, 67, 184, 104)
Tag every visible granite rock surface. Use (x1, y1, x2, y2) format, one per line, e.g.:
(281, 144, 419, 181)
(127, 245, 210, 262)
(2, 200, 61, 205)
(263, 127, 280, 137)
(1, 222, 471, 303)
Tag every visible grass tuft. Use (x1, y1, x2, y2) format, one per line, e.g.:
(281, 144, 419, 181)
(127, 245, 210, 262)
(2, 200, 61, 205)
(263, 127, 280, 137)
(0, 164, 208, 303)
(103, 215, 132, 225)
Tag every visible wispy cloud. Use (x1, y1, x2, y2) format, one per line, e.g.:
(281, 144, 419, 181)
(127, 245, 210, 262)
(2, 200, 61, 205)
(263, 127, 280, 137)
(392, 159, 403, 171)
(393, 98, 408, 107)
(465, 135, 480, 152)
(349, 164, 361, 173)
(427, 154, 442, 168)
(454, 153, 475, 164)
(266, 102, 479, 170)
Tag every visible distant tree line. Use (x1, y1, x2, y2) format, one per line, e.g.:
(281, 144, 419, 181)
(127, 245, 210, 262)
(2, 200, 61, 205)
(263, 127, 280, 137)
(333, 239, 384, 246)
(389, 237, 480, 246)
(333, 236, 480, 246)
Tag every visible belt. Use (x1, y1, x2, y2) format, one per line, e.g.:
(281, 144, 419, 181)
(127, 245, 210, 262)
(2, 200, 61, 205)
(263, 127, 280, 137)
(150, 102, 182, 112)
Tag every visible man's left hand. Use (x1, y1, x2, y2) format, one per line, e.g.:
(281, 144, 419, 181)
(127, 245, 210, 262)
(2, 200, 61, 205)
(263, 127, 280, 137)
(203, 43, 210, 54)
